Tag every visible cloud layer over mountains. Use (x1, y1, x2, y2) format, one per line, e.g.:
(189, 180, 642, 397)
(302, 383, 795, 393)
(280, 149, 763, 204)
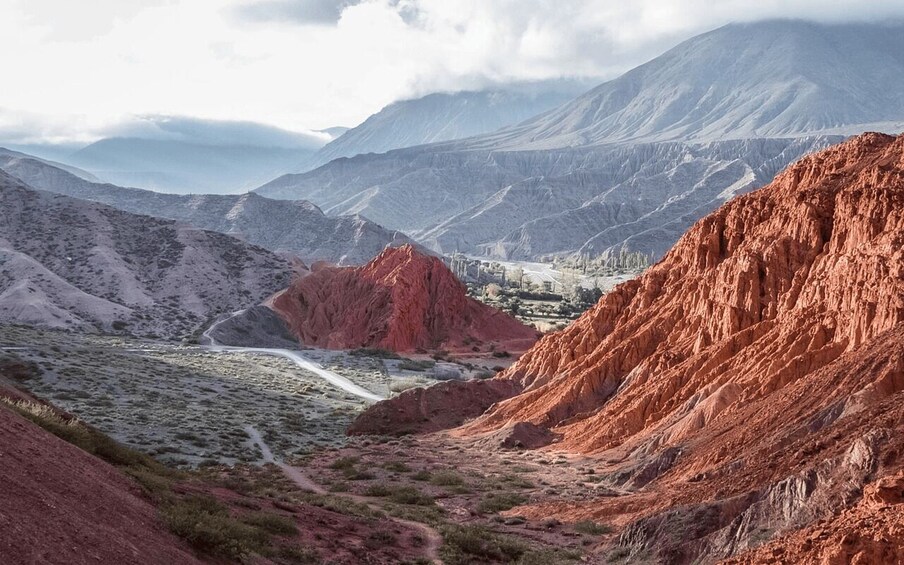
(3, 0, 904, 142)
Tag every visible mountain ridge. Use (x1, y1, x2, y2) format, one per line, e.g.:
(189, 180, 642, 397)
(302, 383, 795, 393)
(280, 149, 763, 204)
(256, 20, 904, 262)
(0, 170, 292, 337)
(0, 150, 417, 265)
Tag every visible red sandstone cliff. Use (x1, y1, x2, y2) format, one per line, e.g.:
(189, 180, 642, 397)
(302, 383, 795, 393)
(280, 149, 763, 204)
(271, 244, 537, 352)
(353, 133, 904, 562)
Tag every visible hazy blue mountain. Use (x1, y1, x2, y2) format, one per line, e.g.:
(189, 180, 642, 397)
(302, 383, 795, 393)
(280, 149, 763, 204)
(307, 81, 591, 168)
(61, 117, 329, 194)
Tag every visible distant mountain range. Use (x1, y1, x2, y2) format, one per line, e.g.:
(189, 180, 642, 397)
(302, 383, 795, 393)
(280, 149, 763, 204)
(7, 117, 331, 195)
(0, 150, 415, 265)
(307, 82, 590, 169)
(0, 171, 292, 337)
(256, 20, 904, 261)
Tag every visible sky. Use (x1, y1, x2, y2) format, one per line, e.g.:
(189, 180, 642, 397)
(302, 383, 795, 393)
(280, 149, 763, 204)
(2, 0, 904, 144)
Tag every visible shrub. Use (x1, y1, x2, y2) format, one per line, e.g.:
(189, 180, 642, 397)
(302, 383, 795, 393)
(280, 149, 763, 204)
(365, 484, 392, 497)
(383, 461, 411, 473)
(299, 493, 383, 519)
(349, 348, 401, 359)
(389, 486, 434, 506)
(329, 456, 360, 470)
(162, 496, 269, 560)
(573, 520, 612, 535)
(439, 524, 527, 565)
(241, 511, 298, 536)
(429, 470, 464, 487)
(389, 379, 424, 394)
(397, 359, 436, 372)
(477, 492, 526, 514)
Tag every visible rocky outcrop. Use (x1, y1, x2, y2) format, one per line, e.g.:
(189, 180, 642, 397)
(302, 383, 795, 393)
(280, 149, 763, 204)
(426, 132, 904, 562)
(722, 471, 904, 565)
(472, 132, 904, 451)
(348, 378, 521, 437)
(271, 244, 538, 352)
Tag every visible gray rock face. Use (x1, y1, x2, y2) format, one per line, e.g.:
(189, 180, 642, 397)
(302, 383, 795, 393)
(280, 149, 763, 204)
(259, 136, 842, 259)
(0, 152, 416, 265)
(256, 20, 904, 261)
(308, 85, 586, 169)
(0, 171, 292, 338)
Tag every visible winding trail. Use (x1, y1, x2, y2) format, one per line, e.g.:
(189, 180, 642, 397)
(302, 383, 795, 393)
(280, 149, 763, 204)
(202, 311, 385, 402)
(245, 425, 443, 564)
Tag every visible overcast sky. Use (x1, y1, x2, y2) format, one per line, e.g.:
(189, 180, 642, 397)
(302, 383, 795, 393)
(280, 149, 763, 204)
(2, 0, 903, 143)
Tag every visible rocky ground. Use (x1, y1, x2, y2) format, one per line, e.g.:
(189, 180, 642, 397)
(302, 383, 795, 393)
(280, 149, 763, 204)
(285, 430, 611, 564)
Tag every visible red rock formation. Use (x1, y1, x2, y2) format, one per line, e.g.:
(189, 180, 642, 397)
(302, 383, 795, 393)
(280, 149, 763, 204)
(722, 470, 904, 565)
(469, 132, 904, 453)
(350, 133, 904, 562)
(348, 378, 521, 436)
(271, 244, 538, 352)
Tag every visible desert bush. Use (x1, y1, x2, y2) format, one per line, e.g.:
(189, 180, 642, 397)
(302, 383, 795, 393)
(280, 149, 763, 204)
(241, 511, 298, 536)
(389, 379, 424, 393)
(365, 484, 392, 497)
(329, 456, 360, 470)
(429, 470, 465, 487)
(397, 359, 436, 372)
(477, 492, 527, 514)
(573, 520, 612, 535)
(389, 485, 434, 506)
(349, 348, 400, 359)
(383, 461, 411, 473)
(298, 493, 382, 519)
(439, 524, 527, 565)
(162, 495, 269, 560)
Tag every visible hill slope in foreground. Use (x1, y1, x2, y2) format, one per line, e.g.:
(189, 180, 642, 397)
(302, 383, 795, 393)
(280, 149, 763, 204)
(353, 133, 904, 563)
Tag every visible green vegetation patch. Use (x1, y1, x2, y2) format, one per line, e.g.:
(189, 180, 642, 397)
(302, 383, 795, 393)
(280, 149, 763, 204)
(477, 492, 527, 514)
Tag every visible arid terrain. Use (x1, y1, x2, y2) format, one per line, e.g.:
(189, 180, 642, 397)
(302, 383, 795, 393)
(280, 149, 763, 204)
(3, 7, 904, 565)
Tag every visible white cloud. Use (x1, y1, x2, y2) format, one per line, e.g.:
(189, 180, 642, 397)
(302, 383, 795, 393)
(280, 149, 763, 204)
(1, 0, 903, 142)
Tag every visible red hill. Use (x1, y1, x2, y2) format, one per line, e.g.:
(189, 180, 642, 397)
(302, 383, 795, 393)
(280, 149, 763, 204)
(271, 244, 537, 353)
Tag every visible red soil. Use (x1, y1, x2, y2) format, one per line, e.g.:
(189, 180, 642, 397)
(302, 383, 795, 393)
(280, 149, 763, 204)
(348, 378, 521, 436)
(271, 244, 537, 352)
(0, 405, 202, 565)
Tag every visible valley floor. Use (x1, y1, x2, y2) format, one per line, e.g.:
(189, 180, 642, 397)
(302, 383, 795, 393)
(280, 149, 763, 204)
(0, 325, 417, 466)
